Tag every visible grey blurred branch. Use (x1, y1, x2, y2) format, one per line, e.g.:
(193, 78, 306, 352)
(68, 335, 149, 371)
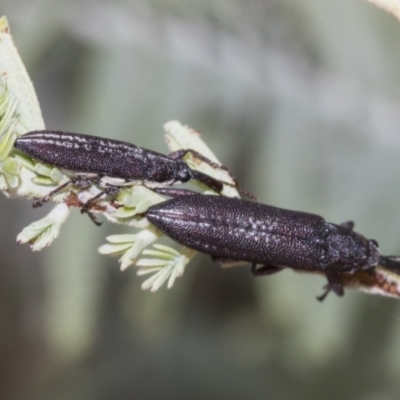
(368, 0, 400, 22)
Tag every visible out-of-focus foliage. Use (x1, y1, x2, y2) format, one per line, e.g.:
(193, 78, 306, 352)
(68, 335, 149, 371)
(2, 1, 400, 399)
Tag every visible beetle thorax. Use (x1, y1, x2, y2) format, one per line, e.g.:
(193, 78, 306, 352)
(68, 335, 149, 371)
(324, 223, 379, 272)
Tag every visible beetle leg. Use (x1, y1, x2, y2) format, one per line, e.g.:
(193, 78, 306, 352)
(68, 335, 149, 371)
(32, 175, 98, 208)
(190, 169, 257, 201)
(81, 185, 121, 217)
(316, 286, 330, 302)
(168, 149, 222, 169)
(169, 149, 257, 201)
(80, 185, 120, 226)
(188, 170, 224, 193)
(32, 180, 72, 208)
(251, 264, 284, 276)
(317, 272, 344, 301)
(85, 211, 103, 226)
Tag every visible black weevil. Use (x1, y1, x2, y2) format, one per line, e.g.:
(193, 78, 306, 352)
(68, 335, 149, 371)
(14, 131, 247, 223)
(146, 194, 398, 300)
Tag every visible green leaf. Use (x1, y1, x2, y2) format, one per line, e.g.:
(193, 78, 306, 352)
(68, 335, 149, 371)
(16, 204, 71, 251)
(136, 244, 197, 291)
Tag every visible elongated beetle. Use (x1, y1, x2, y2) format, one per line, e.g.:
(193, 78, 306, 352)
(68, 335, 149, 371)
(14, 131, 247, 223)
(146, 194, 398, 300)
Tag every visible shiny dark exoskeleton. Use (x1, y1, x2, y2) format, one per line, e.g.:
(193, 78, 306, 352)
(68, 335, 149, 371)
(14, 131, 226, 191)
(146, 194, 385, 300)
(14, 131, 242, 224)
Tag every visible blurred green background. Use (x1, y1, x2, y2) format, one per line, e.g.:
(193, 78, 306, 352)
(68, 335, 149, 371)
(2, 0, 400, 399)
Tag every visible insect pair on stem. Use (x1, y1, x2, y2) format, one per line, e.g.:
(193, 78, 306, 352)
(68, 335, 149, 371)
(14, 130, 400, 300)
